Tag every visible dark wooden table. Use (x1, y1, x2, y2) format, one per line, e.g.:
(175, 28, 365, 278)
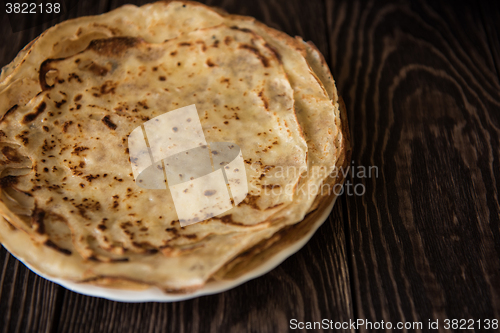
(1, 0, 499, 332)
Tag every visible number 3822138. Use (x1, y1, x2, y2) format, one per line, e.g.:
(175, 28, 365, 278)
(6, 3, 61, 14)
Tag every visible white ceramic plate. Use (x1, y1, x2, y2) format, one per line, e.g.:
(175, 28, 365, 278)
(12, 195, 338, 302)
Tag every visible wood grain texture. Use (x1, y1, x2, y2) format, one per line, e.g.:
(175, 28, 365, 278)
(0, 0, 353, 332)
(327, 0, 500, 331)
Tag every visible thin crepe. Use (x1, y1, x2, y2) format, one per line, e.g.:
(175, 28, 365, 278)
(0, 1, 350, 292)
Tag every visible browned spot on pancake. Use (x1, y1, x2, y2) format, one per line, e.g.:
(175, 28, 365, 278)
(220, 77, 230, 87)
(102, 116, 117, 130)
(240, 194, 260, 210)
(62, 121, 73, 133)
(159, 76, 166, 81)
(0, 175, 19, 187)
(100, 81, 117, 94)
(1, 146, 21, 162)
(262, 184, 280, 189)
(206, 59, 216, 67)
(264, 43, 282, 62)
(258, 90, 269, 110)
(196, 40, 207, 51)
(0, 104, 18, 123)
(88, 37, 141, 56)
(165, 227, 179, 236)
(97, 218, 108, 231)
(55, 99, 67, 108)
(84, 174, 100, 182)
(111, 257, 130, 262)
(224, 36, 233, 45)
(68, 73, 82, 83)
(39, 59, 60, 90)
(86, 62, 109, 76)
(32, 208, 45, 234)
(170, 51, 177, 56)
(178, 42, 191, 47)
(44, 240, 72, 255)
(238, 44, 269, 67)
(230, 26, 252, 33)
(72, 146, 89, 155)
(22, 101, 47, 124)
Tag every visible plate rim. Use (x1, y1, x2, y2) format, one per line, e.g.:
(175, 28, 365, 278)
(6, 194, 338, 302)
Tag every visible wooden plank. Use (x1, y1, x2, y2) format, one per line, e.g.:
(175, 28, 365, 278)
(479, 1, 500, 82)
(0, 0, 353, 331)
(0, 249, 64, 333)
(327, 0, 500, 330)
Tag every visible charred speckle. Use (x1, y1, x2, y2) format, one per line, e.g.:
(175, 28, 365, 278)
(102, 115, 117, 130)
(22, 101, 47, 124)
(44, 240, 72, 255)
(264, 43, 282, 61)
(258, 90, 269, 110)
(62, 121, 73, 133)
(230, 26, 252, 33)
(111, 257, 129, 262)
(172, 127, 178, 132)
(32, 208, 45, 234)
(68, 73, 82, 83)
(74, 94, 83, 102)
(85, 174, 100, 182)
(0, 104, 18, 123)
(72, 146, 89, 155)
(159, 76, 166, 81)
(88, 37, 141, 56)
(86, 62, 109, 76)
(55, 99, 67, 108)
(100, 81, 116, 94)
(238, 44, 270, 67)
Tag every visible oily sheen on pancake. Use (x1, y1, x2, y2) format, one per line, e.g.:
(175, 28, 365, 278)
(0, 1, 350, 292)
